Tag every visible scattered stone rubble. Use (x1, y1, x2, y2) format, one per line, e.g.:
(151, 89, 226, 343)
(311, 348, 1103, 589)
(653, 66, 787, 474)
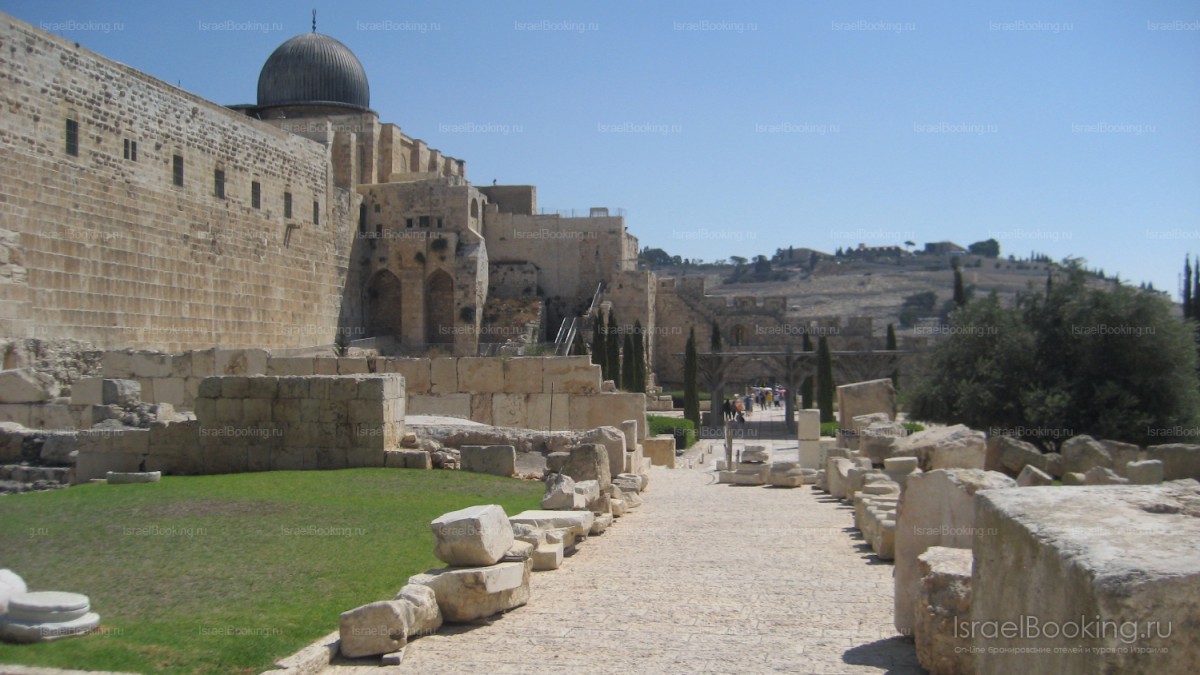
(332, 430, 653, 665)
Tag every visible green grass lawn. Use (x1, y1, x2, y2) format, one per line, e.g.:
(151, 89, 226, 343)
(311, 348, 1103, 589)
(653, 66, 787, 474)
(0, 469, 543, 674)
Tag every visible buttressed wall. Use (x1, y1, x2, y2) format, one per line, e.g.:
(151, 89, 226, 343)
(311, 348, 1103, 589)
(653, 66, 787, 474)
(0, 14, 357, 351)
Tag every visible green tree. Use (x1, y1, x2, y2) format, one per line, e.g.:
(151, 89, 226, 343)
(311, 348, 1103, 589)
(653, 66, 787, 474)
(953, 258, 967, 308)
(968, 238, 1001, 258)
(801, 376, 814, 410)
(621, 333, 635, 391)
(909, 267, 1200, 449)
(886, 322, 899, 389)
(683, 327, 700, 429)
(816, 336, 835, 423)
(592, 317, 607, 378)
(606, 312, 621, 387)
(710, 319, 722, 352)
(632, 320, 647, 392)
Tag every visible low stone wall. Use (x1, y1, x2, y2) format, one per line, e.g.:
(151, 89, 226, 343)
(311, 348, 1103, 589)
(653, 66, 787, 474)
(95, 350, 645, 439)
(75, 374, 405, 481)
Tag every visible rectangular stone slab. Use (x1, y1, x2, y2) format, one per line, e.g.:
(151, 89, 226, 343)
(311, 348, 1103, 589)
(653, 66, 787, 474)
(509, 510, 595, 537)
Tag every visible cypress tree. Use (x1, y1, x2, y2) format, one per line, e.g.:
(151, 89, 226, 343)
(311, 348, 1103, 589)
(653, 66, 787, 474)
(606, 312, 621, 387)
(684, 327, 700, 429)
(886, 323, 899, 389)
(801, 376, 814, 410)
(953, 258, 967, 308)
(621, 333, 635, 391)
(571, 329, 587, 357)
(633, 319, 646, 392)
(592, 317, 607, 378)
(817, 336, 835, 423)
(1184, 257, 1192, 321)
(1193, 256, 1200, 319)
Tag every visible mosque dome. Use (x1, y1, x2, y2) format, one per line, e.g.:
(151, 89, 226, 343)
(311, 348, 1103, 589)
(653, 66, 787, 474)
(256, 32, 370, 111)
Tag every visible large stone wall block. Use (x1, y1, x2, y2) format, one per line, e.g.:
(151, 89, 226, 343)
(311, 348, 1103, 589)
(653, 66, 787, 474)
(972, 481, 1200, 675)
(409, 559, 531, 623)
(894, 468, 1015, 637)
(460, 445, 516, 477)
(430, 504, 515, 567)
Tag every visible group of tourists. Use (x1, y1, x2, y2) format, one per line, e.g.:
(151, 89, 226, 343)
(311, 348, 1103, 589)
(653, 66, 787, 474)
(720, 385, 788, 423)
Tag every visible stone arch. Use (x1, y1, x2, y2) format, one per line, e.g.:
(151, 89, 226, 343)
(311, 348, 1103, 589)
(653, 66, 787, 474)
(425, 270, 455, 345)
(470, 198, 479, 219)
(366, 270, 403, 338)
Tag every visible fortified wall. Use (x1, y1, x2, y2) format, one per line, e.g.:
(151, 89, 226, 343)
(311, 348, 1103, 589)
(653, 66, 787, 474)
(0, 15, 360, 351)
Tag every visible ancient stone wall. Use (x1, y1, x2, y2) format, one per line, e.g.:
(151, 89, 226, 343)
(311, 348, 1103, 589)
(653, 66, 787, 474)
(0, 14, 358, 351)
(74, 373, 405, 480)
(94, 350, 645, 439)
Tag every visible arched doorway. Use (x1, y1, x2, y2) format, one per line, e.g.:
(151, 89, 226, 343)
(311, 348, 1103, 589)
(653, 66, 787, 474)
(425, 270, 455, 346)
(366, 270, 403, 338)
(731, 324, 748, 347)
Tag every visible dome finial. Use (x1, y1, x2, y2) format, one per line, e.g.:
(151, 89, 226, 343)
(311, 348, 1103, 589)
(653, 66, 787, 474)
(312, 9, 317, 33)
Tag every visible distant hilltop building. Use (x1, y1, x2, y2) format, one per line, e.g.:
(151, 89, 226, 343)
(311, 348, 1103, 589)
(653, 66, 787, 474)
(923, 241, 967, 255)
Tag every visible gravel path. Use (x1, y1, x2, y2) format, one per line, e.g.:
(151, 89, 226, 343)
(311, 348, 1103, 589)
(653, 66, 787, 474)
(324, 432, 922, 674)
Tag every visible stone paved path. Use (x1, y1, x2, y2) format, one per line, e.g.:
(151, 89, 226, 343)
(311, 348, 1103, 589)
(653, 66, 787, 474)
(324, 428, 923, 674)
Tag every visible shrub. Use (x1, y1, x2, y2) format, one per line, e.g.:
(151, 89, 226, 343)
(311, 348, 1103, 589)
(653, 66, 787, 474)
(648, 415, 696, 449)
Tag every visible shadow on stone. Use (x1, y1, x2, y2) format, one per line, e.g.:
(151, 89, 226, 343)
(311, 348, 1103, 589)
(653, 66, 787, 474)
(842, 636, 924, 674)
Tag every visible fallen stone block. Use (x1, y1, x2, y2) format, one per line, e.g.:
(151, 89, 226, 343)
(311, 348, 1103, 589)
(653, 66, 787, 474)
(1061, 471, 1086, 485)
(993, 435, 1044, 476)
(1016, 464, 1053, 487)
(613, 472, 644, 493)
(501, 540, 535, 563)
(409, 560, 532, 623)
(430, 504, 514, 567)
(394, 583, 442, 638)
(589, 513, 613, 535)
(1083, 466, 1128, 485)
(1142, 443, 1200, 481)
(768, 461, 806, 488)
(546, 451, 570, 474)
(860, 421, 908, 465)
(610, 499, 627, 517)
(1126, 459, 1164, 485)
(914, 546, 974, 675)
(579, 426, 626, 479)
(541, 473, 584, 510)
(894, 468, 1015, 637)
(561, 443, 611, 489)
(1061, 435, 1113, 475)
(105, 471, 161, 485)
(532, 542, 564, 570)
(827, 457, 854, 498)
(509, 510, 595, 538)
(894, 424, 986, 471)
(0, 369, 57, 404)
(460, 445, 516, 477)
(339, 601, 409, 658)
(971, 480, 1200, 675)
(873, 518, 896, 560)
(741, 445, 770, 463)
(573, 479, 600, 504)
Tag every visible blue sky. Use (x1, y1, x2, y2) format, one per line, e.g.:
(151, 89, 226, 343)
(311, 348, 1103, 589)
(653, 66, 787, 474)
(5, 0, 1198, 297)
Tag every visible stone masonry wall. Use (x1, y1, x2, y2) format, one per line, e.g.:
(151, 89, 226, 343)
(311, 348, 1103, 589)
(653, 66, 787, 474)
(0, 14, 357, 351)
(75, 374, 405, 480)
(95, 350, 646, 440)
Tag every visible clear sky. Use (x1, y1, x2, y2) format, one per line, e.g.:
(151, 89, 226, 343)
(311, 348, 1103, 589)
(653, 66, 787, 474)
(5, 0, 1198, 297)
